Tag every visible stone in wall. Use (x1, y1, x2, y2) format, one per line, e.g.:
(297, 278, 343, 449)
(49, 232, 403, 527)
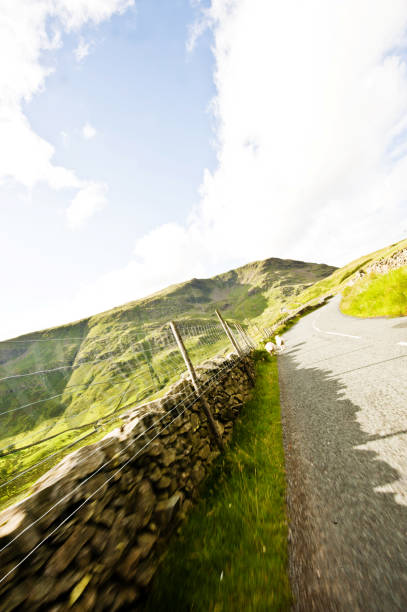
(0, 354, 254, 611)
(347, 248, 407, 286)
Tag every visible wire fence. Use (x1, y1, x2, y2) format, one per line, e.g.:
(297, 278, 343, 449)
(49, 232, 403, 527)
(0, 347, 252, 588)
(0, 288, 331, 596)
(0, 313, 263, 512)
(0, 301, 280, 596)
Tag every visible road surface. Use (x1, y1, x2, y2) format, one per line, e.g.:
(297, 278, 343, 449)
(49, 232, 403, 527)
(278, 296, 407, 611)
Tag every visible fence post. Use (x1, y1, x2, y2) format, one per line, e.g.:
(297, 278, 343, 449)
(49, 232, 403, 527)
(215, 310, 243, 355)
(169, 321, 225, 451)
(215, 309, 255, 386)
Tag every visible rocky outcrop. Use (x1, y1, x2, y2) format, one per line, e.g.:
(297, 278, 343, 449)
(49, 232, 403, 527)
(0, 354, 254, 611)
(348, 248, 407, 285)
(368, 248, 407, 274)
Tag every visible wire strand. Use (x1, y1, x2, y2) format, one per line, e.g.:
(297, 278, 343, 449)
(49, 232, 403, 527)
(0, 353, 244, 564)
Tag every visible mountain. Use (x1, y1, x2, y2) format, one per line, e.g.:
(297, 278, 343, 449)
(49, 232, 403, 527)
(0, 256, 335, 435)
(0, 255, 335, 507)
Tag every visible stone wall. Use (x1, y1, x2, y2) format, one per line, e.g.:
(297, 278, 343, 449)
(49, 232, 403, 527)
(0, 353, 254, 612)
(348, 248, 407, 285)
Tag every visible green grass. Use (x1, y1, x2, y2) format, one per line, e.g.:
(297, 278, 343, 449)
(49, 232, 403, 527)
(0, 329, 231, 511)
(284, 238, 407, 313)
(0, 254, 332, 511)
(144, 352, 291, 611)
(341, 267, 407, 318)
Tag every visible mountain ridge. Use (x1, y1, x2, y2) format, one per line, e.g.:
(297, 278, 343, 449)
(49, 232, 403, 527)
(2, 238, 405, 509)
(0, 254, 335, 439)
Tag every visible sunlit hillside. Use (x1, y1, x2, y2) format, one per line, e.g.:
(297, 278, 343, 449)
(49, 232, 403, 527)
(0, 255, 335, 508)
(270, 238, 407, 323)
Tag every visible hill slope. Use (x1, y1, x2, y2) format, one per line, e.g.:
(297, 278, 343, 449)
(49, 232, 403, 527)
(0, 256, 335, 506)
(341, 266, 407, 318)
(0, 255, 335, 440)
(279, 238, 407, 321)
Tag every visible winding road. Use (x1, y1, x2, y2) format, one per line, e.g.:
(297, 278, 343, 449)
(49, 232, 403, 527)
(279, 296, 407, 611)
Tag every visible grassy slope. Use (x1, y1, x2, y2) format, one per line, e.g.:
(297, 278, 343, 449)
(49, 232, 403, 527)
(144, 352, 291, 611)
(0, 256, 334, 442)
(279, 238, 407, 319)
(341, 267, 407, 317)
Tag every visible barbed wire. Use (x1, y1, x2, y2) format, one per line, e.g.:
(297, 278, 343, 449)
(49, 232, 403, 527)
(0, 325, 242, 458)
(0, 315, 257, 551)
(0, 382, 144, 455)
(0, 351, 246, 584)
(0, 349, 242, 492)
(0, 345, 144, 382)
(0, 317, 222, 348)
(0, 364, 156, 420)
(0, 321, 226, 381)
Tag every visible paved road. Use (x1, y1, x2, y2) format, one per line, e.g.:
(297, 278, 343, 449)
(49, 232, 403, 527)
(278, 296, 407, 611)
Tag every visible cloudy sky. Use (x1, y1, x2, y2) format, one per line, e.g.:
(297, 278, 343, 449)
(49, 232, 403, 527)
(1, 0, 407, 340)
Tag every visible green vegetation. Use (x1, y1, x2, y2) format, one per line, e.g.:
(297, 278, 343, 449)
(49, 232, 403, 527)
(144, 352, 291, 611)
(0, 256, 332, 509)
(341, 267, 407, 317)
(283, 238, 407, 314)
(0, 324, 230, 510)
(221, 257, 336, 327)
(2, 237, 406, 509)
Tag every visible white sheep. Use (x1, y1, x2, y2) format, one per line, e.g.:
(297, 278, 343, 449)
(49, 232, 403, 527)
(265, 341, 276, 354)
(275, 335, 285, 350)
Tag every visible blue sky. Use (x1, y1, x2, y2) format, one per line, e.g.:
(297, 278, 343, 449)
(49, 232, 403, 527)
(1, 0, 407, 340)
(30, 1, 215, 268)
(1, 0, 217, 338)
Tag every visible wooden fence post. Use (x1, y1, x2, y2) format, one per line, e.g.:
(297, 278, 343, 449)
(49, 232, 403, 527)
(215, 310, 255, 386)
(169, 321, 225, 451)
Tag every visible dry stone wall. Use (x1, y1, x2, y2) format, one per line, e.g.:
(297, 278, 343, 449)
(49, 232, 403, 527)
(0, 353, 254, 612)
(368, 248, 407, 274)
(348, 248, 407, 285)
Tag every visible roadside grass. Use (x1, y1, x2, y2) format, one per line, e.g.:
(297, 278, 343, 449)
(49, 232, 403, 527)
(341, 267, 407, 318)
(283, 237, 407, 313)
(144, 351, 291, 611)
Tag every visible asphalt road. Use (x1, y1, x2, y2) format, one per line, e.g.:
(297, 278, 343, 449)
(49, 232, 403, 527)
(278, 296, 407, 611)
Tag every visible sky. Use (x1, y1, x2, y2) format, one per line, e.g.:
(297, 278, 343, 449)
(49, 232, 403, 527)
(1, 0, 407, 340)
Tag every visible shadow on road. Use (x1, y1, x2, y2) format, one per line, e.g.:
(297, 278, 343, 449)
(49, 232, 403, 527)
(393, 321, 407, 328)
(279, 347, 407, 611)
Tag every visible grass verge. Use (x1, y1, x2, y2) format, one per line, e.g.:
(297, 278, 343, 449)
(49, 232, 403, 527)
(341, 267, 407, 317)
(144, 351, 291, 611)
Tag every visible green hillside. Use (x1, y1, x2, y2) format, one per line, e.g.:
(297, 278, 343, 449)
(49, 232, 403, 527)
(277, 238, 407, 321)
(0, 256, 335, 508)
(341, 267, 407, 317)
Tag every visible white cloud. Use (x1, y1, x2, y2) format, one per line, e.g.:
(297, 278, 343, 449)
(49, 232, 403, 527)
(3, 0, 407, 334)
(0, 106, 80, 189)
(74, 36, 91, 62)
(82, 122, 97, 139)
(72, 0, 407, 317)
(66, 182, 108, 229)
(0, 0, 134, 209)
(66, 222, 208, 315)
(186, 1, 212, 53)
(188, 0, 407, 267)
